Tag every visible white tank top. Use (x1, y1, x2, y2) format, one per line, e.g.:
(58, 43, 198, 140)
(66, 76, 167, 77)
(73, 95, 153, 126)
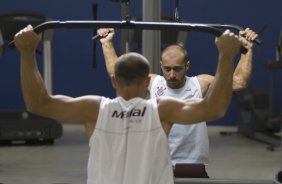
(150, 75, 209, 165)
(87, 97, 174, 184)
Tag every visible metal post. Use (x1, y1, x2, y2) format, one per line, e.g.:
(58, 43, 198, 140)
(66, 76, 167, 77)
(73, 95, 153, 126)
(142, 0, 161, 74)
(43, 40, 52, 94)
(42, 28, 54, 94)
(121, 0, 131, 53)
(269, 70, 275, 118)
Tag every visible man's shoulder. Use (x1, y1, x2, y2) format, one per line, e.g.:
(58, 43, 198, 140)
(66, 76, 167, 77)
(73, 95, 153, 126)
(195, 74, 214, 81)
(149, 74, 161, 80)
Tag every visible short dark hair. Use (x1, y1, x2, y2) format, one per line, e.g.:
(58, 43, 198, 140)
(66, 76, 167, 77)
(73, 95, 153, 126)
(114, 52, 150, 86)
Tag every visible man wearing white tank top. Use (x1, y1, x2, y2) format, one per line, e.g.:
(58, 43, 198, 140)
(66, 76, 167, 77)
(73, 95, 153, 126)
(15, 25, 241, 184)
(98, 27, 258, 178)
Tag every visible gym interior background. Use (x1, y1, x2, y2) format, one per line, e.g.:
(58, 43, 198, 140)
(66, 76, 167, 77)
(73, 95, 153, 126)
(0, 0, 281, 126)
(0, 0, 282, 183)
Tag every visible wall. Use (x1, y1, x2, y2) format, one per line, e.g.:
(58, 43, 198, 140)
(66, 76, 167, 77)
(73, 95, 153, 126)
(0, 0, 281, 125)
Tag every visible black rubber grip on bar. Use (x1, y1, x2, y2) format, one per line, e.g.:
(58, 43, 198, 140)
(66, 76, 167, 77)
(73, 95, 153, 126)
(8, 41, 16, 50)
(207, 24, 262, 45)
(8, 20, 248, 54)
(92, 34, 101, 41)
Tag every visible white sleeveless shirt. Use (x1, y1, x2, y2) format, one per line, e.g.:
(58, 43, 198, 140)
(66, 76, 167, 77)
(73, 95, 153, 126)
(87, 97, 174, 184)
(150, 75, 209, 166)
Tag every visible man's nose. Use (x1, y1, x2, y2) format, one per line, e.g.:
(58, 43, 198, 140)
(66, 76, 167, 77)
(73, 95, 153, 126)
(169, 70, 177, 78)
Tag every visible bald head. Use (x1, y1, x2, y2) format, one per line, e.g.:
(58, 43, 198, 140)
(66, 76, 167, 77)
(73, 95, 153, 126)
(114, 52, 150, 86)
(161, 44, 188, 64)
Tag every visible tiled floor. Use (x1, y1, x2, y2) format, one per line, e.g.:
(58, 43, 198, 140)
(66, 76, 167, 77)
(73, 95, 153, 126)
(0, 124, 281, 184)
(207, 126, 281, 180)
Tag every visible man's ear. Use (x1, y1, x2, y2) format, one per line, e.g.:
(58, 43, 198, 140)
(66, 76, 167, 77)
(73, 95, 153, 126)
(111, 76, 117, 89)
(186, 60, 190, 70)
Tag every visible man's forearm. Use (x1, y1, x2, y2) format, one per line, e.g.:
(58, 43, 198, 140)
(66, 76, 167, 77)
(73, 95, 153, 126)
(233, 49, 253, 90)
(102, 41, 118, 76)
(20, 51, 49, 113)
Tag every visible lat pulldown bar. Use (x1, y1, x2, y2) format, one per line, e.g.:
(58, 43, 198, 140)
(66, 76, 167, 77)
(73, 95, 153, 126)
(9, 20, 251, 53)
(206, 23, 262, 45)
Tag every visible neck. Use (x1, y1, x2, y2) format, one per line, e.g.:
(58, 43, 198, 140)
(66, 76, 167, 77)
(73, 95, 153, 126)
(116, 86, 146, 100)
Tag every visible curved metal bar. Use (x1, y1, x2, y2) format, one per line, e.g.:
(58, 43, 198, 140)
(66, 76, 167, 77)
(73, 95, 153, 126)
(207, 23, 262, 45)
(28, 20, 224, 36)
(8, 20, 248, 53)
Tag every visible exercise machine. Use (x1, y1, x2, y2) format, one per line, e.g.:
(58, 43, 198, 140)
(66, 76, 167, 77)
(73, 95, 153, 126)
(235, 28, 282, 151)
(0, 12, 62, 145)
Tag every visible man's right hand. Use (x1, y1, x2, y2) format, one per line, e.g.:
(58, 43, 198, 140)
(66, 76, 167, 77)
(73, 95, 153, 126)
(215, 29, 241, 59)
(97, 28, 115, 44)
(14, 25, 41, 53)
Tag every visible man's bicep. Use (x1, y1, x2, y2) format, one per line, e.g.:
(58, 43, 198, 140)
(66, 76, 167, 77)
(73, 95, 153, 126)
(173, 98, 209, 124)
(161, 97, 207, 125)
(197, 74, 215, 97)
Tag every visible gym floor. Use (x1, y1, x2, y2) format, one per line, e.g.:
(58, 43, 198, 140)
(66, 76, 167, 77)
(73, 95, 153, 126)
(0, 124, 281, 184)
